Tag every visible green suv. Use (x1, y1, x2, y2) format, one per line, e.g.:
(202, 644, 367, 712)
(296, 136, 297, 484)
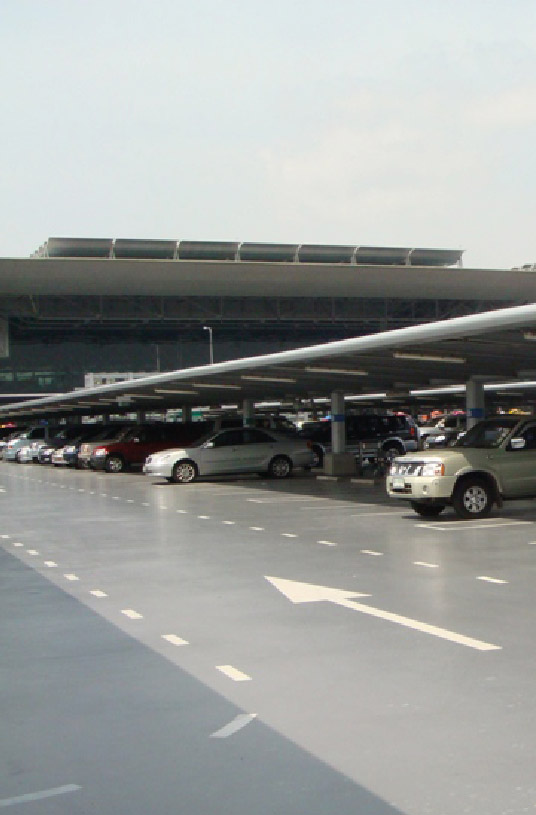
(387, 416, 536, 519)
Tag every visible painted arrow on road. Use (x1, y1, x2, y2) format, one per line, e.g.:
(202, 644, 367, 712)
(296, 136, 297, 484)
(265, 576, 501, 652)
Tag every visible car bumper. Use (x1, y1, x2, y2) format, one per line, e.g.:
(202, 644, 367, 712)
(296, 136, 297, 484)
(89, 456, 107, 471)
(386, 475, 456, 502)
(143, 461, 174, 478)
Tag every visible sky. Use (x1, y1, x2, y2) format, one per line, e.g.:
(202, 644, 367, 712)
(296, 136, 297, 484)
(2, 0, 536, 269)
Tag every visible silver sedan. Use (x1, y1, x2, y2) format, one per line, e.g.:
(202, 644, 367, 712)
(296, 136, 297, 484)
(143, 427, 315, 483)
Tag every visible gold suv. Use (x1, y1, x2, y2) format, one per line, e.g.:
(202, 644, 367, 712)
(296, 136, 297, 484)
(387, 416, 536, 519)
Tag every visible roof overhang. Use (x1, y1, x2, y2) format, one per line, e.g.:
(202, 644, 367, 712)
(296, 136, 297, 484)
(3, 303, 536, 421)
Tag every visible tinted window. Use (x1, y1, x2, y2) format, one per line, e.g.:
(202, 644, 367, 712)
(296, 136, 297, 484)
(213, 429, 244, 447)
(456, 418, 518, 449)
(244, 428, 274, 444)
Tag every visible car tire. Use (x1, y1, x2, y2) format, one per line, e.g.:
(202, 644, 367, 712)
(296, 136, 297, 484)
(268, 455, 293, 479)
(452, 477, 493, 519)
(171, 459, 198, 484)
(382, 442, 404, 460)
(105, 454, 126, 474)
(410, 502, 446, 517)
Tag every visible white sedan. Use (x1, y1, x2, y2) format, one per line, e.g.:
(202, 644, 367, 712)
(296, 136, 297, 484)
(143, 427, 315, 483)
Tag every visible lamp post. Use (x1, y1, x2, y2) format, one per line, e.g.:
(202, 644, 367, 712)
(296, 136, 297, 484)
(203, 325, 214, 364)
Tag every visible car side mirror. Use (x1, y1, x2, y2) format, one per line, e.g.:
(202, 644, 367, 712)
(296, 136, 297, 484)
(510, 437, 526, 450)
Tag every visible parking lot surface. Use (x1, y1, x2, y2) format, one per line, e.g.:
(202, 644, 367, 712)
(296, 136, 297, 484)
(2, 463, 536, 814)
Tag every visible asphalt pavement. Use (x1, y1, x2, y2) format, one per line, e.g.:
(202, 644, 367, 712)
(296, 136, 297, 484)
(2, 462, 536, 814)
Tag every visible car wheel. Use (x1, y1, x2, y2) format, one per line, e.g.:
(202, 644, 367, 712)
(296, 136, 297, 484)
(452, 477, 493, 519)
(105, 454, 126, 473)
(172, 459, 198, 484)
(311, 445, 324, 468)
(268, 455, 293, 479)
(410, 502, 446, 518)
(383, 442, 404, 460)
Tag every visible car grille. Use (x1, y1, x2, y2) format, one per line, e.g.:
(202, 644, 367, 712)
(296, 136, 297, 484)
(390, 460, 429, 476)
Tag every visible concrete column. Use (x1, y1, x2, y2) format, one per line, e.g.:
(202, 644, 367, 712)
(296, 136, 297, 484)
(181, 405, 192, 423)
(243, 398, 255, 427)
(324, 390, 356, 475)
(466, 378, 485, 430)
(331, 390, 346, 454)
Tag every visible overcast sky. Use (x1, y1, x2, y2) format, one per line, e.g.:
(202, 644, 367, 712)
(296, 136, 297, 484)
(2, 1, 536, 268)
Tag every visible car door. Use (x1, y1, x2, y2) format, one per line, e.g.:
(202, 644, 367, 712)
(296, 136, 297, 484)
(239, 428, 278, 470)
(200, 428, 245, 474)
(492, 423, 536, 497)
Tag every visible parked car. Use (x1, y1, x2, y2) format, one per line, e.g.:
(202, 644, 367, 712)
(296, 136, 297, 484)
(299, 413, 418, 467)
(36, 425, 95, 464)
(90, 422, 214, 473)
(60, 425, 112, 467)
(78, 424, 136, 468)
(4, 426, 59, 462)
(387, 415, 536, 519)
(419, 412, 466, 447)
(143, 427, 315, 483)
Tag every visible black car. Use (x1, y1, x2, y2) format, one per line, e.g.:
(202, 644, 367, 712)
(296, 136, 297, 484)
(299, 413, 419, 467)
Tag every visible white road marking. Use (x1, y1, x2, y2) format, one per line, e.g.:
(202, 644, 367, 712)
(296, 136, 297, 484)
(0, 784, 81, 808)
(250, 526, 264, 531)
(216, 665, 252, 682)
(266, 575, 502, 651)
(317, 539, 337, 546)
(361, 549, 383, 556)
(0, 488, 5, 493)
(222, 520, 235, 525)
(26, 549, 39, 556)
(198, 515, 210, 519)
(281, 532, 298, 538)
(477, 576, 509, 584)
(528, 541, 536, 545)
(121, 609, 143, 619)
(161, 634, 189, 646)
(13, 542, 24, 548)
(78, 489, 85, 492)
(210, 713, 257, 739)
(89, 491, 95, 494)
(177, 509, 188, 513)
(417, 519, 533, 531)
(64, 574, 79, 581)
(112, 496, 121, 500)
(142, 502, 149, 506)
(126, 499, 134, 503)
(90, 590, 108, 598)
(0, 534, 10, 539)
(414, 561, 439, 568)
(100, 493, 108, 497)
(44, 561, 58, 568)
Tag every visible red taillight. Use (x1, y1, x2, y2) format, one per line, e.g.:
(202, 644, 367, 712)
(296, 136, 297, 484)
(306, 441, 313, 449)
(410, 427, 415, 436)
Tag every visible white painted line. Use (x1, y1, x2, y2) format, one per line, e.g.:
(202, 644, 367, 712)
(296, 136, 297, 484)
(90, 590, 108, 598)
(78, 489, 85, 493)
(246, 498, 266, 503)
(198, 515, 211, 519)
(126, 499, 134, 503)
(161, 634, 189, 646)
(177, 509, 188, 514)
(26, 550, 39, 556)
(141, 502, 150, 506)
(89, 491, 95, 495)
(216, 665, 252, 682)
(0, 784, 81, 808)
(361, 549, 383, 556)
(121, 609, 143, 619)
(477, 576, 509, 584)
(44, 561, 58, 568)
(0, 488, 5, 493)
(64, 574, 79, 581)
(160, 506, 168, 510)
(0, 534, 10, 539)
(100, 493, 108, 497)
(414, 561, 439, 569)
(317, 539, 337, 546)
(281, 532, 298, 538)
(417, 519, 533, 532)
(222, 520, 235, 525)
(528, 541, 536, 545)
(112, 496, 121, 500)
(210, 713, 257, 739)
(12, 542, 24, 548)
(249, 526, 264, 531)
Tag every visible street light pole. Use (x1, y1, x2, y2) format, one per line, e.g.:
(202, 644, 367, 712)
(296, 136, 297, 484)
(203, 325, 214, 364)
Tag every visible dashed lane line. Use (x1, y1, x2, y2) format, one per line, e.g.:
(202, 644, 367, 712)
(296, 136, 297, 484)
(216, 665, 252, 682)
(0, 784, 81, 808)
(414, 561, 439, 569)
(90, 590, 108, 598)
(26, 550, 39, 556)
(317, 539, 337, 546)
(44, 561, 58, 568)
(121, 609, 143, 620)
(210, 713, 257, 739)
(361, 549, 383, 556)
(249, 526, 264, 532)
(222, 520, 235, 525)
(477, 576, 509, 584)
(281, 532, 298, 538)
(162, 634, 189, 647)
(64, 574, 79, 581)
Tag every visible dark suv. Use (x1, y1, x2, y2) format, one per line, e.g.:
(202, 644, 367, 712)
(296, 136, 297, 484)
(299, 413, 418, 467)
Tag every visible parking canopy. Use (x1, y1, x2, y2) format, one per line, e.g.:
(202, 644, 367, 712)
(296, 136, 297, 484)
(3, 302, 536, 421)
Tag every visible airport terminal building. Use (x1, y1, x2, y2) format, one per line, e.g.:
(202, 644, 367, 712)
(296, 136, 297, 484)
(0, 236, 529, 399)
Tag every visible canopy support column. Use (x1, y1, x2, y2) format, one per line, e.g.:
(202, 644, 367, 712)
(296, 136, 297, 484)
(466, 378, 485, 430)
(324, 390, 356, 475)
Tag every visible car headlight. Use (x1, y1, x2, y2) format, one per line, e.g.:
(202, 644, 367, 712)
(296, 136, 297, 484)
(421, 461, 445, 477)
(64, 446, 75, 453)
(94, 448, 107, 456)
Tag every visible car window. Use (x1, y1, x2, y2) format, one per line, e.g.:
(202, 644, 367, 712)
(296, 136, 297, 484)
(212, 429, 245, 447)
(455, 418, 518, 448)
(243, 428, 273, 444)
(518, 425, 536, 450)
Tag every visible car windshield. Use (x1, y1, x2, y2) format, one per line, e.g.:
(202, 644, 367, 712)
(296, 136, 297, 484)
(454, 417, 519, 449)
